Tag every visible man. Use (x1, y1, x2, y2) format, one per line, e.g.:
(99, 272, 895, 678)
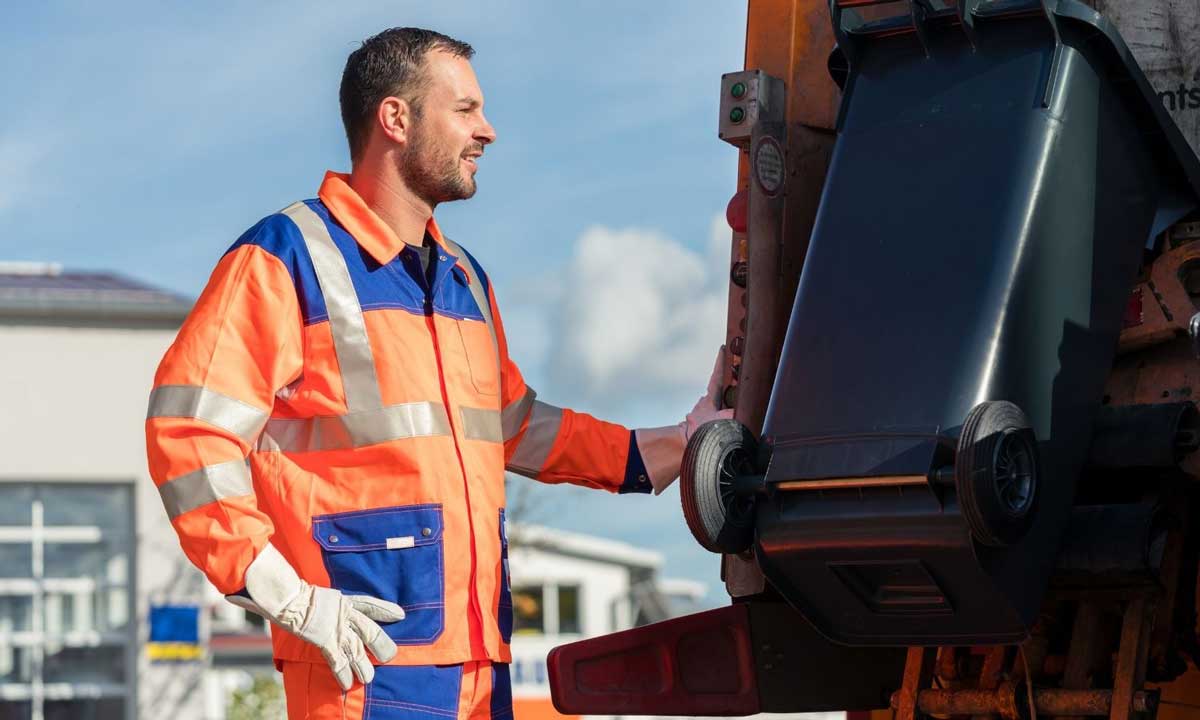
(145, 27, 728, 719)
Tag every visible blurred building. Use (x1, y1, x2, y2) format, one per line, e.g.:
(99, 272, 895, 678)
(0, 263, 713, 720)
(498, 524, 704, 720)
(0, 262, 198, 720)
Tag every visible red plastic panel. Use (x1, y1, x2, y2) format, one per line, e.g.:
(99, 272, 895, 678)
(547, 604, 761, 717)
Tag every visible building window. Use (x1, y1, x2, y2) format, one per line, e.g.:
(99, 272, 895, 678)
(0, 484, 135, 720)
(511, 585, 544, 635)
(557, 585, 581, 635)
(510, 583, 582, 636)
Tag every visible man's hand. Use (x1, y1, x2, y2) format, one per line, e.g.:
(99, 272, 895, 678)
(635, 346, 735, 494)
(227, 544, 405, 690)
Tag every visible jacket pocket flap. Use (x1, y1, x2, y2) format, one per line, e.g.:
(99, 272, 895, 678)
(312, 504, 443, 552)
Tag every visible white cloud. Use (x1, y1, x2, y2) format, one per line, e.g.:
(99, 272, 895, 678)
(541, 214, 732, 422)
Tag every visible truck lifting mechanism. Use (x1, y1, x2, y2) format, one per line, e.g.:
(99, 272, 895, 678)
(549, 1, 1200, 719)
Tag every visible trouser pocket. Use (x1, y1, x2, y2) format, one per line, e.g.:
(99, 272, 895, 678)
(313, 504, 445, 645)
(364, 664, 465, 720)
(498, 509, 513, 643)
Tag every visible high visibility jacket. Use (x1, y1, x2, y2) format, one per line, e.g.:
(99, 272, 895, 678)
(145, 172, 652, 666)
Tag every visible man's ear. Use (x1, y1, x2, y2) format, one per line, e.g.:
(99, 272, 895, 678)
(377, 96, 413, 146)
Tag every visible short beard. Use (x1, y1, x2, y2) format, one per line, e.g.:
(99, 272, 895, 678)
(400, 128, 476, 208)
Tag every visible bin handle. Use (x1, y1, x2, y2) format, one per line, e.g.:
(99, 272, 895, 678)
(831, 0, 938, 7)
(829, 0, 1068, 108)
(829, 1, 952, 60)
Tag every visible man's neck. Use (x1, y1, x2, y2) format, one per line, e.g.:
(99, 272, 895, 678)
(348, 160, 433, 248)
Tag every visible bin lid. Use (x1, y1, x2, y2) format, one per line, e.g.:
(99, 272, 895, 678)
(829, 0, 1200, 233)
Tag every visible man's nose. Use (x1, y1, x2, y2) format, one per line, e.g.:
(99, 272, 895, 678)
(477, 115, 497, 146)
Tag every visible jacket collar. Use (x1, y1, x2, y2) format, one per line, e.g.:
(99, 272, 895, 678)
(317, 171, 450, 266)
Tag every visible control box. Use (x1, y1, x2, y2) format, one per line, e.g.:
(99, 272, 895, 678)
(718, 69, 783, 147)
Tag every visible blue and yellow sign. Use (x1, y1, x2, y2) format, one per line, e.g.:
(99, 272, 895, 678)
(147, 604, 203, 662)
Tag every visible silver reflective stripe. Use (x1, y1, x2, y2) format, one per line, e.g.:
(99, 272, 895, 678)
(147, 385, 269, 443)
(442, 237, 499, 363)
(501, 387, 538, 442)
(283, 202, 383, 413)
(258, 402, 452, 453)
(506, 400, 564, 477)
(159, 459, 253, 519)
(461, 407, 503, 443)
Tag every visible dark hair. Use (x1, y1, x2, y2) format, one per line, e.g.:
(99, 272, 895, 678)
(339, 28, 475, 162)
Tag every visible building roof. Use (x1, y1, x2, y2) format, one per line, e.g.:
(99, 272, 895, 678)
(0, 262, 192, 325)
(509, 522, 664, 570)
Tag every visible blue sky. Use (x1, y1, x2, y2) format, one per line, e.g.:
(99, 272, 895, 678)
(1, 2, 748, 602)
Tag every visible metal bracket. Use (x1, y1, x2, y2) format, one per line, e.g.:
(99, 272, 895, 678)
(956, 0, 986, 49)
(828, 1, 868, 131)
(910, 0, 934, 57)
(828, 1, 863, 72)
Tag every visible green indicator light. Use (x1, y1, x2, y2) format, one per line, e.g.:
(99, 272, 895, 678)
(729, 106, 746, 123)
(731, 82, 747, 99)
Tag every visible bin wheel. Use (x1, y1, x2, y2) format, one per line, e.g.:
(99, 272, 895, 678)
(956, 401, 1040, 547)
(681, 419, 758, 554)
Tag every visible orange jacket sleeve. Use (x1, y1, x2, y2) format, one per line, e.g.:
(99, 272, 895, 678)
(145, 225, 304, 593)
(490, 283, 651, 494)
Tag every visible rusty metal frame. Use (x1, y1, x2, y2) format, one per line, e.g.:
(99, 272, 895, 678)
(724, 0, 842, 598)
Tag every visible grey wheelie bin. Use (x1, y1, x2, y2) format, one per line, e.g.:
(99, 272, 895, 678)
(681, 0, 1200, 645)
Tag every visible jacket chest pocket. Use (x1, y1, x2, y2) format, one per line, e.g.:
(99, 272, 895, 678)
(455, 319, 500, 397)
(313, 504, 445, 645)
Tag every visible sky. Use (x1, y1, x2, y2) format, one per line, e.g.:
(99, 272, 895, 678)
(1, 2, 749, 603)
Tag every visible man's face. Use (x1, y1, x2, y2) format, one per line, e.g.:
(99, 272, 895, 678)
(400, 50, 496, 207)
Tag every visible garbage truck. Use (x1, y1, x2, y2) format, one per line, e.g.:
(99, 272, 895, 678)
(547, 2, 1200, 718)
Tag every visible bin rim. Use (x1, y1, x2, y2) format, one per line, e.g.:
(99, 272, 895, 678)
(1055, 0, 1200, 201)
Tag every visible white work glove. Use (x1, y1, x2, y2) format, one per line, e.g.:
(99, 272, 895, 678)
(635, 347, 735, 494)
(226, 544, 405, 690)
